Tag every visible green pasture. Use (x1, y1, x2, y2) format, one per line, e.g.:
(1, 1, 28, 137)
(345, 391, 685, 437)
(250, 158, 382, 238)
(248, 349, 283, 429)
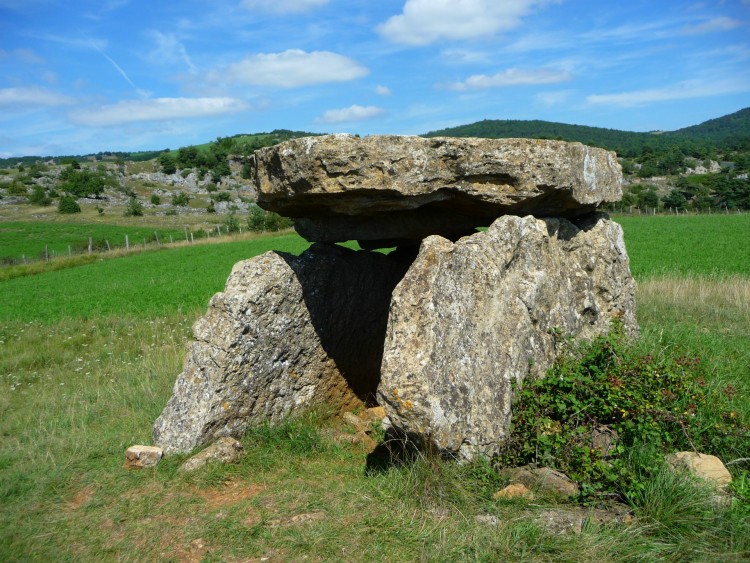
(615, 214, 750, 278)
(0, 221, 189, 261)
(0, 233, 310, 323)
(0, 213, 748, 560)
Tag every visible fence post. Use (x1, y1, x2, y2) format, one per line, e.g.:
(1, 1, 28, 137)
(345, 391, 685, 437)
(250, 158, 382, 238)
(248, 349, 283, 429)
(45, 245, 49, 261)
(106, 240, 111, 251)
(125, 234, 130, 250)
(68, 245, 72, 256)
(169, 235, 173, 244)
(88, 237, 92, 254)
(190, 232, 194, 243)
(154, 232, 161, 246)
(184, 227, 189, 243)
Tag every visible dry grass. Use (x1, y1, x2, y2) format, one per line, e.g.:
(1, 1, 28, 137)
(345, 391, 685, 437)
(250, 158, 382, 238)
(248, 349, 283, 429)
(638, 274, 750, 314)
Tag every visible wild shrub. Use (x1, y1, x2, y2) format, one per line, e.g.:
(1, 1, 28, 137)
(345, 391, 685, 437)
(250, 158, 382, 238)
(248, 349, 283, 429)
(150, 194, 161, 205)
(212, 191, 231, 202)
(497, 322, 748, 501)
(247, 205, 293, 232)
(6, 181, 28, 196)
(28, 186, 51, 206)
(224, 212, 240, 233)
(171, 192, 190, 207)
(57, 195, 81, 214)
(124, 197, 144, 217)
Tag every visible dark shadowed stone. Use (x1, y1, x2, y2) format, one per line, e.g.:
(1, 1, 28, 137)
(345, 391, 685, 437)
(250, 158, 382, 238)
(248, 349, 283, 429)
(153, 243, 411, 454)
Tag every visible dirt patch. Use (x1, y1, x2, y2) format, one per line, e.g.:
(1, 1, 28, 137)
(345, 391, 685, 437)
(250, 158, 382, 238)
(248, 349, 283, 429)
(194, 478, 265, 510)
(67, 485, 95, 510)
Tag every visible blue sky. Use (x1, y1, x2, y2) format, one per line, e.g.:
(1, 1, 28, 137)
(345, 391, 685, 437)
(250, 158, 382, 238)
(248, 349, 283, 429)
(1, 0, 749, 157)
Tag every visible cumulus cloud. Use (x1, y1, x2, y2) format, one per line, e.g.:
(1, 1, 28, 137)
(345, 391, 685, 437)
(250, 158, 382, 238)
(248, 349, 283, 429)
(0, 87, 74, 108)
(586, 78, 750, 107)
(215, 49, 368, 88)
(375, 85, 392, 96)
(69, 97, 247, 126)
(240, 0, 328, 14)
(682, 16, 741, 35)
(377, 0, 547, 45)
(445, 68, 572, 91)
(315, 104, 384, 123)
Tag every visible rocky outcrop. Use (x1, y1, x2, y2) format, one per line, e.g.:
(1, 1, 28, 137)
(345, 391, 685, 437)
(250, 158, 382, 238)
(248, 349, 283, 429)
(254, 135, 622, 245)
(378, 213, 637, 459)
(153, 243, 410, 453)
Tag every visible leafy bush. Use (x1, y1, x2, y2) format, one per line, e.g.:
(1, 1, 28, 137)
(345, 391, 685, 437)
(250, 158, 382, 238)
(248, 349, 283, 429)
(6, 182, 28, 196)
(206, 201, 216, 214)
(124, 197, 144, 217)
(28, 186, 51, 206)
(247, 205, 293, 232)
(224, 212, 240, 233)
(497, 322, 748, 501)
(150, 194, 161, 205)
(58, 195, 81, 214)
(171, 192, 190, 207)
(212, 191, 231, 202)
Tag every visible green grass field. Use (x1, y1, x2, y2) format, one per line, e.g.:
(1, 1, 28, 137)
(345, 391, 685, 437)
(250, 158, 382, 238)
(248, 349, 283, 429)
(615, 214, 750, 278)
(1, 214, 749, 561)
(0, 221, 190, 261)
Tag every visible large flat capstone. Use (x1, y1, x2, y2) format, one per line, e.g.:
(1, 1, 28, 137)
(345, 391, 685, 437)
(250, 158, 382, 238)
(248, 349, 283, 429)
(253, 135, 622, 244)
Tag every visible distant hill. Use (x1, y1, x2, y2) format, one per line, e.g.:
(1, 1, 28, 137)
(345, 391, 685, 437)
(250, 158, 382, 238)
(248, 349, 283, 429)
(671, 107, 750, 145)
(423, 107, 750, 157)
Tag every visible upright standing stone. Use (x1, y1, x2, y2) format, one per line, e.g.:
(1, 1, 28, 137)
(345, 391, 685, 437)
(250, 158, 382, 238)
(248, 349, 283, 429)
(378, 213, 637, 460)
(153, 243, 410, 454)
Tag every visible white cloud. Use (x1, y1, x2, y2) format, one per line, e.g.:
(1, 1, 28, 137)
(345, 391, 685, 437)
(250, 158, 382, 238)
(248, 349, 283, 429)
(315, 104, 384, 123)
(445, 68, 572, 91)
(0, 87, 75, 108)
(146, 31, 197, 74)
(375, 85, 392, 96)
(586, 78, 750, 107)
(69, 97, 247, 126)
(682, 16, 742, 35)
(377, 0, 548, 46)
(535, 90, 572, 106)
(216, 49, 368, 88)
(240, 0, 328, 14)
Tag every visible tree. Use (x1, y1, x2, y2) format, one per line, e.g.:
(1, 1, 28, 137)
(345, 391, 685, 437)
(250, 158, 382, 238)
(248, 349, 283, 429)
(159, 153, 177, 175)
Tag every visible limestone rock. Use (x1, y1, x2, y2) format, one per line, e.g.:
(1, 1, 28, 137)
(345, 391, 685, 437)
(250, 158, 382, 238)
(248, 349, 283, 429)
(125, 445, 163, 469)
(378, 213, 637, 460)
(666, 452, 732, 489)
(498, 466, 580, 497)
(494, 483, 534, 500)
(153, 243, 410, 454)
(254, 135, 622, 244)
(180, 437, 245, 472)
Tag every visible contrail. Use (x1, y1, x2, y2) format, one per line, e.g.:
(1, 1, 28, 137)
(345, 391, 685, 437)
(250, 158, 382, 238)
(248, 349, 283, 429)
(90, 41, 147, 96)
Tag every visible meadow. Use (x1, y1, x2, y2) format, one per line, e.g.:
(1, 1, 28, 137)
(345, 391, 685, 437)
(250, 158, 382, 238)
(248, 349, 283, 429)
(0, 214, 748, 561)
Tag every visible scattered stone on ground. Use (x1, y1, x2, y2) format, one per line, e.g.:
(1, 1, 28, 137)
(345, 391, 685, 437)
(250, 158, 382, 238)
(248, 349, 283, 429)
(591, 424, 618, 457)
(531, 504, 633, 535)
(254, 134, 622, 244)
(124, 445, 163, 469)
(268, 511, 327, 527)
(497, 466, 580, 497)
(494, 483, 534, 500)
(665, 451, 733, 489)
(180, 437, 245, 472)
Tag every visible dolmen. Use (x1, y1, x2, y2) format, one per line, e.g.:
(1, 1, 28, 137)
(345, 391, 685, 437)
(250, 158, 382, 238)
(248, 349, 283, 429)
(154, 135, 637, 460)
